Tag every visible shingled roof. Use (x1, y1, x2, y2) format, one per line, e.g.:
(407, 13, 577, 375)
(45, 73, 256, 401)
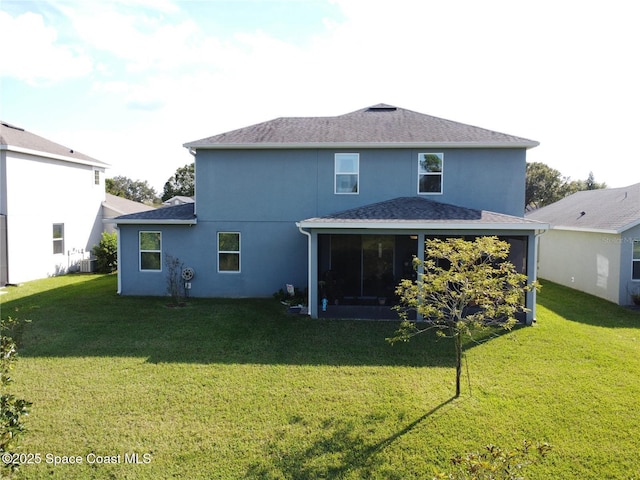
(299, 197, 546, 230)
(111, 203, 196, 225)
(0, 121, 108, 167)
(526, 183, 640, 233)
(184, 104, 538, 150)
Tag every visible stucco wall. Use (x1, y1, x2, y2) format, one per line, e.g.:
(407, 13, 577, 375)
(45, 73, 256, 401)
(3, 150, 105, 283)
(537, 229, 622, 304)
(195, 147, 527, 222)
(620, 223, 640, 304)
(117, 221, 308, 298)
(119, 145, 529, 299)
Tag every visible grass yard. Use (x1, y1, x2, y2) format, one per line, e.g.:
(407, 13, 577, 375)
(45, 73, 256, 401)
(1, 274, 639, 479)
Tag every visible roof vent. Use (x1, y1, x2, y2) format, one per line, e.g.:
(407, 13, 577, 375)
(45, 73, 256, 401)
(1, 122, 25, 132)
(367, 105, 397, 112)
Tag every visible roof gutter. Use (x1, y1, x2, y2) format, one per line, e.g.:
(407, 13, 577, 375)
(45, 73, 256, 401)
(183, 141, 540, 150)
(105, 218, 197, 226)
(0, 145, 110, 168)
(297, 221, 549, 231)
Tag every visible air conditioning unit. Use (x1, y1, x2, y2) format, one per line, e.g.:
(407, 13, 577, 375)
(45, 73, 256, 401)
(80, 259, 96, 273)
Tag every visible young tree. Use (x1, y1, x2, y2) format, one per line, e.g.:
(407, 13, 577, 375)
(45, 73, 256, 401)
(162, 163, 194, 202)
(388, 236, 538, 398)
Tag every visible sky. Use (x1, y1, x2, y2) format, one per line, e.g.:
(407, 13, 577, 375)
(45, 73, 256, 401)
(1, 0, 639, 194)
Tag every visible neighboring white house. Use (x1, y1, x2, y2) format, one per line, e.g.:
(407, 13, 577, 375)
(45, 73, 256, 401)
(527, 183, 640, 305)
(0, 121, 110, 285)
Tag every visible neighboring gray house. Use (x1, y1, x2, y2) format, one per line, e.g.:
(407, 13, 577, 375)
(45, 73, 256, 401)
(112, 104, 546, 322)
(527, 183, 640, 305)
(102, 193, 156, 233)
(162, 196, 194, 207)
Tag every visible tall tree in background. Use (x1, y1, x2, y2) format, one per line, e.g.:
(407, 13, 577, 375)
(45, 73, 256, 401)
(162, 163, 194, 202)
(525, 162, 606, 210)
(106, 176, 158, 204)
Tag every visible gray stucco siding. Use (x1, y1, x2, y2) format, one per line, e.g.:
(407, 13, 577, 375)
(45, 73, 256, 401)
(620, 223, 640, 303)
(117, 221, 307, 298)
(194, 147, 526, 223)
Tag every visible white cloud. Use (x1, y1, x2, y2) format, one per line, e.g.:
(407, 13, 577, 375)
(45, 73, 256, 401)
(0, 11, 93, 84)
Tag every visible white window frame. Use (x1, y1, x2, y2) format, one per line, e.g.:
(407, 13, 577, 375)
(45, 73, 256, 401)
(418, 152, 444, 195)
(218, 232, 241, 273)
(139, 231, 162, 272)
(633, 239, 640, 280)
(334, 153, 359, 194)
(93, 169, 101, 186)
(52, 223, 64, 255)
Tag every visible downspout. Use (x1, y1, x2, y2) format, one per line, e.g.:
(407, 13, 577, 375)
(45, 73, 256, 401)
(296, 223, 312, 316)
(116, 225, 122, 295)
(528, 228, 547, 325)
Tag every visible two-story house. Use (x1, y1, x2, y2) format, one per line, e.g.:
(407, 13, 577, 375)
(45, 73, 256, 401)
(1, 121, 109, 285)
(112, 105, 547, 322)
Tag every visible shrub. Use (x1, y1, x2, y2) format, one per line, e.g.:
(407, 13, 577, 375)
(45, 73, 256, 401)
(92, 232, 118, 273)
(1, 316, 32, 474)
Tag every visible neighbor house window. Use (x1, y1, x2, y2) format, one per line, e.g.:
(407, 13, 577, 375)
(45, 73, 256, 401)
(633, 240, 640, 280)
(335, 153, 359, 194)
(218, 232, 240, 272)
(94, 169, 100, 185)
(52, 223, 64, 255)
(139, 231, 161, 271)
(418, 153, 443, 194)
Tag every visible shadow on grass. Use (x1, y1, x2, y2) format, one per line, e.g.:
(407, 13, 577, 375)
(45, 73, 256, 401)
(2, 274, 460, 367)
(537, 279, 640, 329)
(246, 396, 457, 479)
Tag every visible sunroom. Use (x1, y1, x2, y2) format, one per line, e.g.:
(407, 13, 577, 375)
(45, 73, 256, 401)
(297, 197, 547, 323)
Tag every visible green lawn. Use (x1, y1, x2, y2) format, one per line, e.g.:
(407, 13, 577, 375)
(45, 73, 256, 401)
(1, 274, 639, 479)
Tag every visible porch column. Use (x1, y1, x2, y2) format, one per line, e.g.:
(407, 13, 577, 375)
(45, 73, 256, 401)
(525, 231, 539, 325)
(416, 232, 425, 322)
(309, 230, 319, 318)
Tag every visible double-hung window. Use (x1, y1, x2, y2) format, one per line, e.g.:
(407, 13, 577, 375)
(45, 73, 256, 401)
(335, 153, 359, 194)
(139, 231, 162, 271)
(633, 240, 640, 280)
(52, 223, 64, 255)
(418, 153, 443, 194)
(218, 232, 240, 272)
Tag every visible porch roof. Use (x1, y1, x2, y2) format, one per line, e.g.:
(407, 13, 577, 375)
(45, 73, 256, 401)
(298, 197, 548, 231)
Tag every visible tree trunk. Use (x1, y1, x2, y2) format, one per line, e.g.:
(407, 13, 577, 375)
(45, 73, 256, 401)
(454, 333, 462, 398)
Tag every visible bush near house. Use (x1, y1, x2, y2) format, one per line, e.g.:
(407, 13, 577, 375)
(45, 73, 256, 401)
(92, 232, 117, 273)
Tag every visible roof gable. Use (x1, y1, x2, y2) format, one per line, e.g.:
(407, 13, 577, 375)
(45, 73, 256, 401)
(526, 183, 640, 233)
(0, 121, 108, 167)
(184, 104, 538, 150)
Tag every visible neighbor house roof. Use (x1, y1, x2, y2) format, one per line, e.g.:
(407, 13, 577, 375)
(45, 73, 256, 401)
(110, 202, 196, 225)
(299, 197, 548, 231)
(103, 193, 156, 217)
(184, 104, 539, 150)
(526, 183, 640, 234)
(0, 120, 109, 167)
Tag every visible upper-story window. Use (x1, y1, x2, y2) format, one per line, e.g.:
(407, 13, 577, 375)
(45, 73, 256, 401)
(418, 153, 443, 194)
(93, 169, 101, 185)
(139, 231, 162, 271)
(52, 223, 64, 255)
(335, 153, 359, 194)
(633, 240, 640, 280)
